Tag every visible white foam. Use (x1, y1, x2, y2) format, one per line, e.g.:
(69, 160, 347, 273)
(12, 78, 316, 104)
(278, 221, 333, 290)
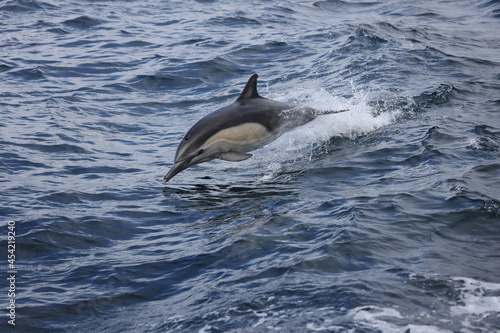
(450, 277, 500, 319)
(272, 83, 400, 141)
(337, 276, 500, 333)
(346, 306, 454, 333)
(242, 84, 402, 181)
(252, 310, 269, 328)
(465, 136, 499, 151)
(190, 276, 499, 332)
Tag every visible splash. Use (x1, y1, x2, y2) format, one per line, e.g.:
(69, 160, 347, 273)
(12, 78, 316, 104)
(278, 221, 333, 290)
(450, 277, 500, 322)
(341, 276, 500, 333)
(253, 83, 403, 180)
(272, 84, 399, 145)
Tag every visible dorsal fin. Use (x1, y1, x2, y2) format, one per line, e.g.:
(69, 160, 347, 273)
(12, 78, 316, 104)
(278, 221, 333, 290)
(236, 74, 262, 101)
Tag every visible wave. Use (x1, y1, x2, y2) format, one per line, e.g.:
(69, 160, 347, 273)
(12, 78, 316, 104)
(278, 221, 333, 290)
(63, 15, 103, 30)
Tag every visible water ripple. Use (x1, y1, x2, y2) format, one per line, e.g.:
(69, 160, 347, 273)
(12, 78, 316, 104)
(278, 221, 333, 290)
(1, 0, 499, 332)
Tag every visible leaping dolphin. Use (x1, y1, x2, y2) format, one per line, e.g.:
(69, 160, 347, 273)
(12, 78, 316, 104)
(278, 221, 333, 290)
(163, 74, 347, 182)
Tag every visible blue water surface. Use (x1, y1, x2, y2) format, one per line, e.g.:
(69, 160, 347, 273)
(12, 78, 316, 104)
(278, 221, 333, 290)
(1, 0, 500, 332)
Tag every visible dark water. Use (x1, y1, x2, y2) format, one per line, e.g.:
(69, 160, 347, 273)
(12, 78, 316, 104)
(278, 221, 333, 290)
(1, 0, 500, 332)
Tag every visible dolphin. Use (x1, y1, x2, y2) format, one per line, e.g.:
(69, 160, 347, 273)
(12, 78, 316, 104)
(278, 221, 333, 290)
(163, 74, 346, 182)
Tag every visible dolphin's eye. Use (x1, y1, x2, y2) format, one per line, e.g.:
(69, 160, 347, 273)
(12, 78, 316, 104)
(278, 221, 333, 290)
(198, 149, 204, 155)
(184, 136, 189, 141)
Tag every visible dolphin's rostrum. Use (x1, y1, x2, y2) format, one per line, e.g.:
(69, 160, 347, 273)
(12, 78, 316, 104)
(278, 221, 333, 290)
(163, 74, 347, 182)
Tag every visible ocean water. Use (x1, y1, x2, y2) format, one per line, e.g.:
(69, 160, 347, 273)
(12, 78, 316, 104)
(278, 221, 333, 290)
(1, 0, 500, 332)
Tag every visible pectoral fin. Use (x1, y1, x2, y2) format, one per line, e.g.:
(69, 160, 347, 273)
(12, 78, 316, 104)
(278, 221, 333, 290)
(218, 151, 253, 162)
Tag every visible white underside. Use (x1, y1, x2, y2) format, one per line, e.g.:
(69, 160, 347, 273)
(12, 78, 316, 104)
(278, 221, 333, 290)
(200, 122, 276, 153)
